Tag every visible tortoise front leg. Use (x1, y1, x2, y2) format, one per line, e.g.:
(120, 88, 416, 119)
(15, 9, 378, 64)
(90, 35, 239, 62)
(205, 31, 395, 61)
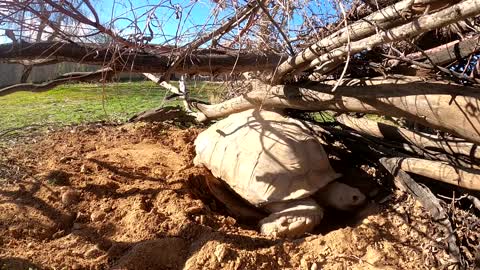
(259, 198, 323, 238)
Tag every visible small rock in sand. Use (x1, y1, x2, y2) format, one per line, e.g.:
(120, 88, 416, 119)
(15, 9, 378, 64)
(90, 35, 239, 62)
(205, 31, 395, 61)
(90, 210, 106, 222)
(72, 223, 83, 230)
(84, 245, 103, 259)
(61, 190, 79, 205)
(214, 244, 228, 262)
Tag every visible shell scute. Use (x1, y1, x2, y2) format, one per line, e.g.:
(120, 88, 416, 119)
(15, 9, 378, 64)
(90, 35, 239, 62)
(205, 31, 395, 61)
(194, 109, 340, 206)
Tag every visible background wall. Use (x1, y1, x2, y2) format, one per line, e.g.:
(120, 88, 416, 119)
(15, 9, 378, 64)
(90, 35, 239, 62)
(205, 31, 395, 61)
(0, 63, 146, 87)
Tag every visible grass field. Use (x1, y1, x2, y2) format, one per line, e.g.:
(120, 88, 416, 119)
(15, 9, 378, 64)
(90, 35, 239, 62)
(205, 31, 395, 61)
(0, 81, 224, 138)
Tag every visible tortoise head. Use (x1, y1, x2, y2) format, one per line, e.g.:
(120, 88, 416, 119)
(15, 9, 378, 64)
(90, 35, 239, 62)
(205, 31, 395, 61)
(315, 182, 366, 211)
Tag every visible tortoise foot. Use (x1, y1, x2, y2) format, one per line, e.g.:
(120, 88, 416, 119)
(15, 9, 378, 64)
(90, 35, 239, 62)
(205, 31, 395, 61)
(259, 199, 323, 238)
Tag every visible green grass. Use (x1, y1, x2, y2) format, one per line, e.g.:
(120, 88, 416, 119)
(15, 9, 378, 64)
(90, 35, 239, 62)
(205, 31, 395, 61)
(0, 80, 224, 135)
(311, 111, 335, 123)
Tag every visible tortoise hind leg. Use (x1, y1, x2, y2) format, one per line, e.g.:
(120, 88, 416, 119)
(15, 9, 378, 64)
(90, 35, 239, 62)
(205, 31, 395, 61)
(204, 172, 265, 221)
(259, 198, 323, 238)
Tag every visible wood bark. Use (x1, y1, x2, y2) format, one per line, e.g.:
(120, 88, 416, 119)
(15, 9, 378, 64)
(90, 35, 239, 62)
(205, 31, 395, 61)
(336, 115, 480, 162)
(0, 68, 114, 96)
(388, 142, 479, 168)
(404, 34, 480, 65)
(317, 121, 477, 169)
(194, 79, 480, 145)
(273, 0, 448, 82)
(268, 0, 480, 82)
(379, 157, 464, 267)
(383, 157, 480, 191)
(0, 42, 285, 75)
(304, 0, 480, 75)
(163, 1, 263, 81)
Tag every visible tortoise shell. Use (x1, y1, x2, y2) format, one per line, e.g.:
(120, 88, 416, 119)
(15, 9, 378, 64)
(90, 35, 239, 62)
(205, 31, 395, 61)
(194, 109, 340, 206)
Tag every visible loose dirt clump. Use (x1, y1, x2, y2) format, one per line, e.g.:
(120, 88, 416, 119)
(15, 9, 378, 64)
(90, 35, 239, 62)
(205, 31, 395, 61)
(0, 122, 478, 269)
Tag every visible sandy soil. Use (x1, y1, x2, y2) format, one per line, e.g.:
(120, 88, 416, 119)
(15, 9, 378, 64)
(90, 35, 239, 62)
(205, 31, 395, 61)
(0, 122, 478, 269)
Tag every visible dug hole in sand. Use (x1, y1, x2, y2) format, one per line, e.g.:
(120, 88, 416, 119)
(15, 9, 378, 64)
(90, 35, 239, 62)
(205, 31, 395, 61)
(0, 122, 478, 269)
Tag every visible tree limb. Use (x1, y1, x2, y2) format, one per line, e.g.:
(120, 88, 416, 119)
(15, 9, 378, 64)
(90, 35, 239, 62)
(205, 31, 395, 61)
(272, 0, 480, 82)
(382, 52, 480, 84)
(0, 68, 114, 95)
(383, 157, 480, 191)
(4, 58, 62, 67)
(306, 0, 480, 74)
(142, 73, 192, 111)
(404, 34, 480, 65)
(336, 115, 480, 162)
(0, 41, 285, 75)
(194, 78, 480, 144)
(272, 0, 450, 82)
(379, 157, 464, 267)
(163, 1, 262, 81)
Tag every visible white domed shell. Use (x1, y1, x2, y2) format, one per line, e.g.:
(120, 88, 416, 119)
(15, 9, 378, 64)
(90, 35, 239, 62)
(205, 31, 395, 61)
(194, 109, 341, 206)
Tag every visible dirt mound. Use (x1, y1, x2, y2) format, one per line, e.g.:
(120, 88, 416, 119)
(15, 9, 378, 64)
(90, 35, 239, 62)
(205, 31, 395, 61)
(0, 122, 477, 269)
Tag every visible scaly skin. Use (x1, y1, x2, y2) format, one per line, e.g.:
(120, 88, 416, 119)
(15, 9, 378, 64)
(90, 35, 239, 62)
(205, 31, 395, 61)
(259, 198, 324, 238)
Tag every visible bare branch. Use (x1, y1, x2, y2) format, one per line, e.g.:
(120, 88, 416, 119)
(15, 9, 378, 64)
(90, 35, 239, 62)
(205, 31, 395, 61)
(143, 72, 191, 111)
(403, 35, 480, 65)
(0, 41, 285, 75)
(0, 68, 114, 95)
(272, 0, 448, 82)
(163, 1, 262, 81)
(255, 0, 294, 55)
(382, 52, 480, 84)
(274, 0, 480, 82)
(336, 115, 480, 163)
(384, 157, 480, 191)
(380, 157, 464, 267)
(307, 0, 480, 74)
(194, 78, 480, 144)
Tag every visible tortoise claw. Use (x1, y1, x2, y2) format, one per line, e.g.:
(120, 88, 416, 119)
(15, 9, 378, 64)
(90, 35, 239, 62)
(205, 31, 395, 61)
(259, 199, 323, 238)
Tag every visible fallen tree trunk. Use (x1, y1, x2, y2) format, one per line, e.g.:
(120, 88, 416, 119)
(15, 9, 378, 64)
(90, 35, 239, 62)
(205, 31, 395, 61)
(0, 68, 114, 96)
(388, 142, 479, 168)
(336, 115, 480, 162)
(195, 79, 480, 144)
(315, 121, 478, 169)
(379, 157, 464, 267)
(273, 0, 450, 81)
(404, 34, 480, 66)
(383, 157, 480, 191)
(298, 0, 480, 77)
(0, 42, 285, 75)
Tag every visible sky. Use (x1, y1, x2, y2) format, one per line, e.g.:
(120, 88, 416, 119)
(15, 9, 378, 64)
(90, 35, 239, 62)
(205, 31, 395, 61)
(96, 0, 229, 44)
(75, 0, 342, 45)
(0, 0, 341, 45)
(0, 0, 220, 44)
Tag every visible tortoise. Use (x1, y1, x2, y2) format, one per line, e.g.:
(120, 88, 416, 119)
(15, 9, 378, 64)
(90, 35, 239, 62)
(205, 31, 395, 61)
(194, 109, 366, 238)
